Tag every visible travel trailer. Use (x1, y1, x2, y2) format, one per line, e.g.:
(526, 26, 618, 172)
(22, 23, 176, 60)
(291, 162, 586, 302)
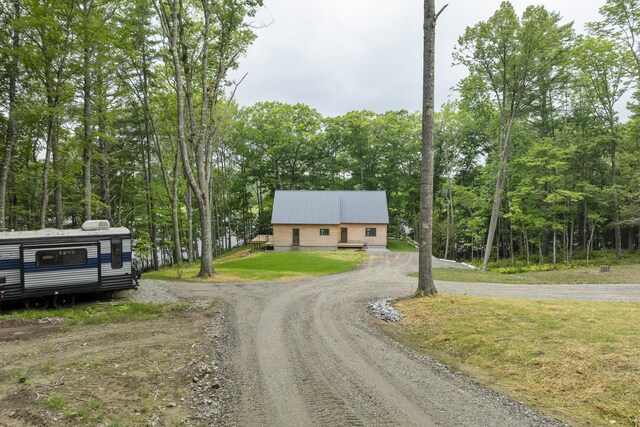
(0, 220, 138, 308)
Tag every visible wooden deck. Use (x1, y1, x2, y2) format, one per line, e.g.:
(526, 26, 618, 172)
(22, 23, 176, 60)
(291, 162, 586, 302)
(251, 234, 274, 251)
(337, 242, 365, 249)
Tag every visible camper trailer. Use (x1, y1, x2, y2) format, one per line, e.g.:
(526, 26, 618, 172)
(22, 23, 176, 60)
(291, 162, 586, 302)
(0, 220, 137, 308)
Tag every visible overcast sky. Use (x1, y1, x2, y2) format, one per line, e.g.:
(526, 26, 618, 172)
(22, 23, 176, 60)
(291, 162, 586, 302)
(229, 0, 607, 117)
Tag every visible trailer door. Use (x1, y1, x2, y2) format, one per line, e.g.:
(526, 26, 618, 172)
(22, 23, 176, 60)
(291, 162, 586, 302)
(23, 244, 99, 294)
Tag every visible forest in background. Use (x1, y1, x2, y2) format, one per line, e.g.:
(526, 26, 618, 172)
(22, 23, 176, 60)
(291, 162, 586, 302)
(0, 0, 639, 272)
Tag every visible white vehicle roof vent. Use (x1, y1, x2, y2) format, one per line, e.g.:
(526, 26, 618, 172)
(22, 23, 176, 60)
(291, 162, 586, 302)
(82, 220, 111, 231)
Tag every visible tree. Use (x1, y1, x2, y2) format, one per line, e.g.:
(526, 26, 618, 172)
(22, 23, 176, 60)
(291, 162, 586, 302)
(0, 0, 20, 231)
(455, 2, 573, 270)
(154, 0, 261, 277)
(417, 0, 446, 295)
(574, 36, 632, 259)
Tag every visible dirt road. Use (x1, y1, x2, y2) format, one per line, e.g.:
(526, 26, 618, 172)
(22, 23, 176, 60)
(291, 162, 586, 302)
(160, 251, 638, 426)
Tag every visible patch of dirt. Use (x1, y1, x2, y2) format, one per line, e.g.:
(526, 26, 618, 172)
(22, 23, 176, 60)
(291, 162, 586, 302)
(0, 318, 64, 342)
(0, 305, 221, 426)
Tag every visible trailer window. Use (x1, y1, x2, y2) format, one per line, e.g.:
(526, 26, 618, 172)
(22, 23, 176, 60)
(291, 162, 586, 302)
(36, 249, 88, 268)
(111, 237, 123, 269)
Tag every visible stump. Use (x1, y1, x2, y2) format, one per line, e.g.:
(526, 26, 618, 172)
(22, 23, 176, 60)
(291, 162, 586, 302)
(600, 265, 611, 273)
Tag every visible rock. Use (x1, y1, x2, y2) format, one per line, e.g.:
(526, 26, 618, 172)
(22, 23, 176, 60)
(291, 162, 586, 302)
(367, 298, 404, 322)
(167, 402, 176, 408)
(192, 376, 200, 383)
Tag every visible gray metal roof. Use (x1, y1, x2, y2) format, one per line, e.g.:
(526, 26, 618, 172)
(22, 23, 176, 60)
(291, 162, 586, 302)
(271, 191, 389, 224)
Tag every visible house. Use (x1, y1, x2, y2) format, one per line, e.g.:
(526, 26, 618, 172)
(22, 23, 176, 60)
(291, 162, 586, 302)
(271, 190, 389, 251)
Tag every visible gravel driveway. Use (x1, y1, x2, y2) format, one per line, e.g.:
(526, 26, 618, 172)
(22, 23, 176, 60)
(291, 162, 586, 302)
(136, 251, 640, 426)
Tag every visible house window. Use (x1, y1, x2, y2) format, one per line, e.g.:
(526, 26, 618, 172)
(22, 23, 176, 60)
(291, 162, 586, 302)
(111, 237, 123, 269)
(320, 229, 330, 236)
(36, 249, 88, 268)
(365, 228, 377, 237)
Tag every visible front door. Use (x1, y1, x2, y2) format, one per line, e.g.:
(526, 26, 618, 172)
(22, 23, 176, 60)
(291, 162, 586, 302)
(292, 228, 300, 245)
(341, 227, 348, 243)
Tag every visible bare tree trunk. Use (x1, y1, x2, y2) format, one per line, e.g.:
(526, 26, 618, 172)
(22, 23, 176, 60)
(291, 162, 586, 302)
(186, 186, 194, 263)
(40, 105, 55, 229)
(171, 149, 182, 263)
(418, 0, 446, 295)
(53, 127, 63, 229)
(611, 141, 622, 259)
(97, 73, 112, 222)
(0, 0, 20, 231)
(569, 220, 574, 263)
(483, 114, 515, 270)
(82, 0, 94, 221)
(586, 220, 596, 267)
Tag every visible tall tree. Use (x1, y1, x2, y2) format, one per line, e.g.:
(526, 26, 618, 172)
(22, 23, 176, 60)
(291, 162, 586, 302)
(0, 0, 20, 231)
(154, 0, 261, 277)
(575, 36, 632, 259)
(418, 0, 446, 295)
(455, 2, 573, 270)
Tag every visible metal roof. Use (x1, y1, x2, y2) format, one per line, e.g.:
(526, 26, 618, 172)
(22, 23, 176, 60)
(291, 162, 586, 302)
(271, 191, 389, 225)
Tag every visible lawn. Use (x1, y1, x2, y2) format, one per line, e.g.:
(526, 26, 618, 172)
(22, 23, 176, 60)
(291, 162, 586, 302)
(379, 295, 640, 426)
(408, 264, 640, 284)
(387, 239, 418, 252)
(144, 250, 368, 282)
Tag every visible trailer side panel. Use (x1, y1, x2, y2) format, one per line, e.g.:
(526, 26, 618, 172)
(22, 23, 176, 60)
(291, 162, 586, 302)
(100, 238, 133, 291)
(23, 244, 99, 295)
(0, 244, 21, 300)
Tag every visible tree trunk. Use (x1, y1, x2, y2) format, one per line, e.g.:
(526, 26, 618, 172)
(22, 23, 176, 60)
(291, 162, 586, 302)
(171, 149, 182, 263)
(82, 1, 93, 221)
(186, 186, 194, 263)
(53, 126, 63, 229)
(569, 220, 574, 263)
(0, 0, 20, 231)
(40, 104, 55, 229)
(483, 114, 514, 270)
(158, 0, 214, 276)
(611, 141, 622, 259)
(97, 74, 112, 223)
(417, 0, 444, 295)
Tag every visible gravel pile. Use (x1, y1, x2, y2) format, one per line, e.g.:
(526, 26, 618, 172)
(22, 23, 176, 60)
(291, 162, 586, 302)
(368, 298, 404, 322)
(117, 279, 184, 304)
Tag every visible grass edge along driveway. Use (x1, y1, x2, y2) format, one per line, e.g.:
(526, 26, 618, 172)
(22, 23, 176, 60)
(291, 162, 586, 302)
(144, 250, 368, 282)
(409, 264, 640, 285)
(378, 295, 640, 426)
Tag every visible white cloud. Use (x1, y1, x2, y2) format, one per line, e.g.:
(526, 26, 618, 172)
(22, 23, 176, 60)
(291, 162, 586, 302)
(230, 0, 613, 117)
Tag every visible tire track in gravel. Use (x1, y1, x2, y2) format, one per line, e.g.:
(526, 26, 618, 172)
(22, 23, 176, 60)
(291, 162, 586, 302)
(218, 294, 271, 426)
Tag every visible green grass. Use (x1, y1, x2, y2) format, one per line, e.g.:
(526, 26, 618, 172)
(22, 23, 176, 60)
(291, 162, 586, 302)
(387, 239, 418, 252)
(144, 250, 368, 282)
(0, 302, 197, 325)
(38, 393, 69, 410)
(408, 264, 640, 284)
(382, 295, 640, 426)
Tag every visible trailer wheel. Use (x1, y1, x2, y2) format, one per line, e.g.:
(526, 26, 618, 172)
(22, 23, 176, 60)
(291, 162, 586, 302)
(53, 294, 75, 309)
(25, 297, 50, 310)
